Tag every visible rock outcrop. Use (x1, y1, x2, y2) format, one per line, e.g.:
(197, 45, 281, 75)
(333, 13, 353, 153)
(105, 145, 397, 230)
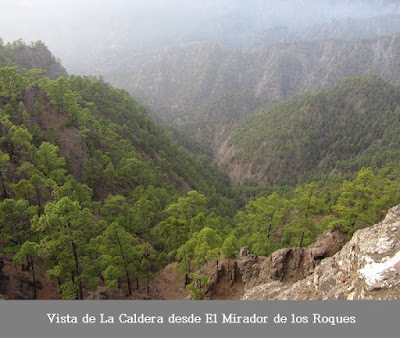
(242, 205, 400, 300)
(235, 225, 349, 291)
(202, 225, 349, 299)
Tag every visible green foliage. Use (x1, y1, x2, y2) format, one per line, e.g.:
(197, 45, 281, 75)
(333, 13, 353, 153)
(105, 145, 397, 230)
(0, 39, 67, 80)
(221, 235, 240, 258)
(228, 75, 400, 184)
(186, 272, 210, 300)
(227, 165, 400, 257)
(176, 227, 222, 275)
(34, 197, 97, 299)
(13, 240, 41, 298)
(284, 183, 324, 248)
(152, 191, 209, 254)
(0, 67, 27, 100)
(0, 198, 32, 250)
(0, 150, 10, 198)
(9, 125, 33, 156)
(13, 241, 40, 264)
(0, 60, 237, 298)
(34, 142, 66, 176)
(2, 45, 400, 301)
(91, 222, 142, 294)
(328, 168, 393, 233)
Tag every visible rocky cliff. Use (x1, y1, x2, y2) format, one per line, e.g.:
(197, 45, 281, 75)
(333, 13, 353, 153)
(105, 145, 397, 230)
(242, 205, 400, 300)
(203, 225, 349, 300)
(145, 225, 349, 300)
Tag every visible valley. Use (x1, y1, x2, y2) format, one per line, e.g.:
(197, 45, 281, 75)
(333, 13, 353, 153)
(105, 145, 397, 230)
(1, 5, 400, 301)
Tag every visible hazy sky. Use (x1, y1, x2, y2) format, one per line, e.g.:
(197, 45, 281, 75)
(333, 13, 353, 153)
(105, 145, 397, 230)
(1, 0, 397, 71)
(0, 0, 218, 43)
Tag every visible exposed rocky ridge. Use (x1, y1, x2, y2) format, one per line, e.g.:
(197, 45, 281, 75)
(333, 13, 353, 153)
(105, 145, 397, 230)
(62, 5, 400, 75)
(155, 225, 350, 300)
(242, 204, 400, 300)
(204, 226, 349, 299)
(253, 14, 400, 48)
(297, 14, 400, 42)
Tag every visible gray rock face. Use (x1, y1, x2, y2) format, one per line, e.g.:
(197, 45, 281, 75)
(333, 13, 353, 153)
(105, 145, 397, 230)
(234, 226, 349, 292)
(204, 225, 349, 298)
(242, 205, 400, 300)
(237, 253, 261, 288)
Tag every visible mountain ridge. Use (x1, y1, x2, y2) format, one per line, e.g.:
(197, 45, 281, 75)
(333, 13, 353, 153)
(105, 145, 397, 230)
(0, 39, 67, 80)
(123, 33, 400, 128)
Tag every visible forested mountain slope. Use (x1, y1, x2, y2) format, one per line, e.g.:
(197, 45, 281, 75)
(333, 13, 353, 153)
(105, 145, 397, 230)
(0, 47, 236, 300)
(218, 75, 400, 184)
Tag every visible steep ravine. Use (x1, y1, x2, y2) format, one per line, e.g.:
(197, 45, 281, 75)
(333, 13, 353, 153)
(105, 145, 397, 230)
(124, 34, 400, 185)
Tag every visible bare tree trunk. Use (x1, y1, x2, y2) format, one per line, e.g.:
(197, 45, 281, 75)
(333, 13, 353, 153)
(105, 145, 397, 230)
(299, 231, 304, 248)
(72, 241, 83, 300)
(29, 255, 37, 300)
(0, 172, 9, 198)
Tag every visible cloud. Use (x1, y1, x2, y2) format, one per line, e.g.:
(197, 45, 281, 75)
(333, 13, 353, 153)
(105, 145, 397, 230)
(0, 0, 396, 70)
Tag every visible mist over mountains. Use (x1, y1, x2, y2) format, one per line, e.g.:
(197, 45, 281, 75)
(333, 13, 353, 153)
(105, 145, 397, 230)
(1, 0, 400, 75)
(118, 33, 400, 126)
